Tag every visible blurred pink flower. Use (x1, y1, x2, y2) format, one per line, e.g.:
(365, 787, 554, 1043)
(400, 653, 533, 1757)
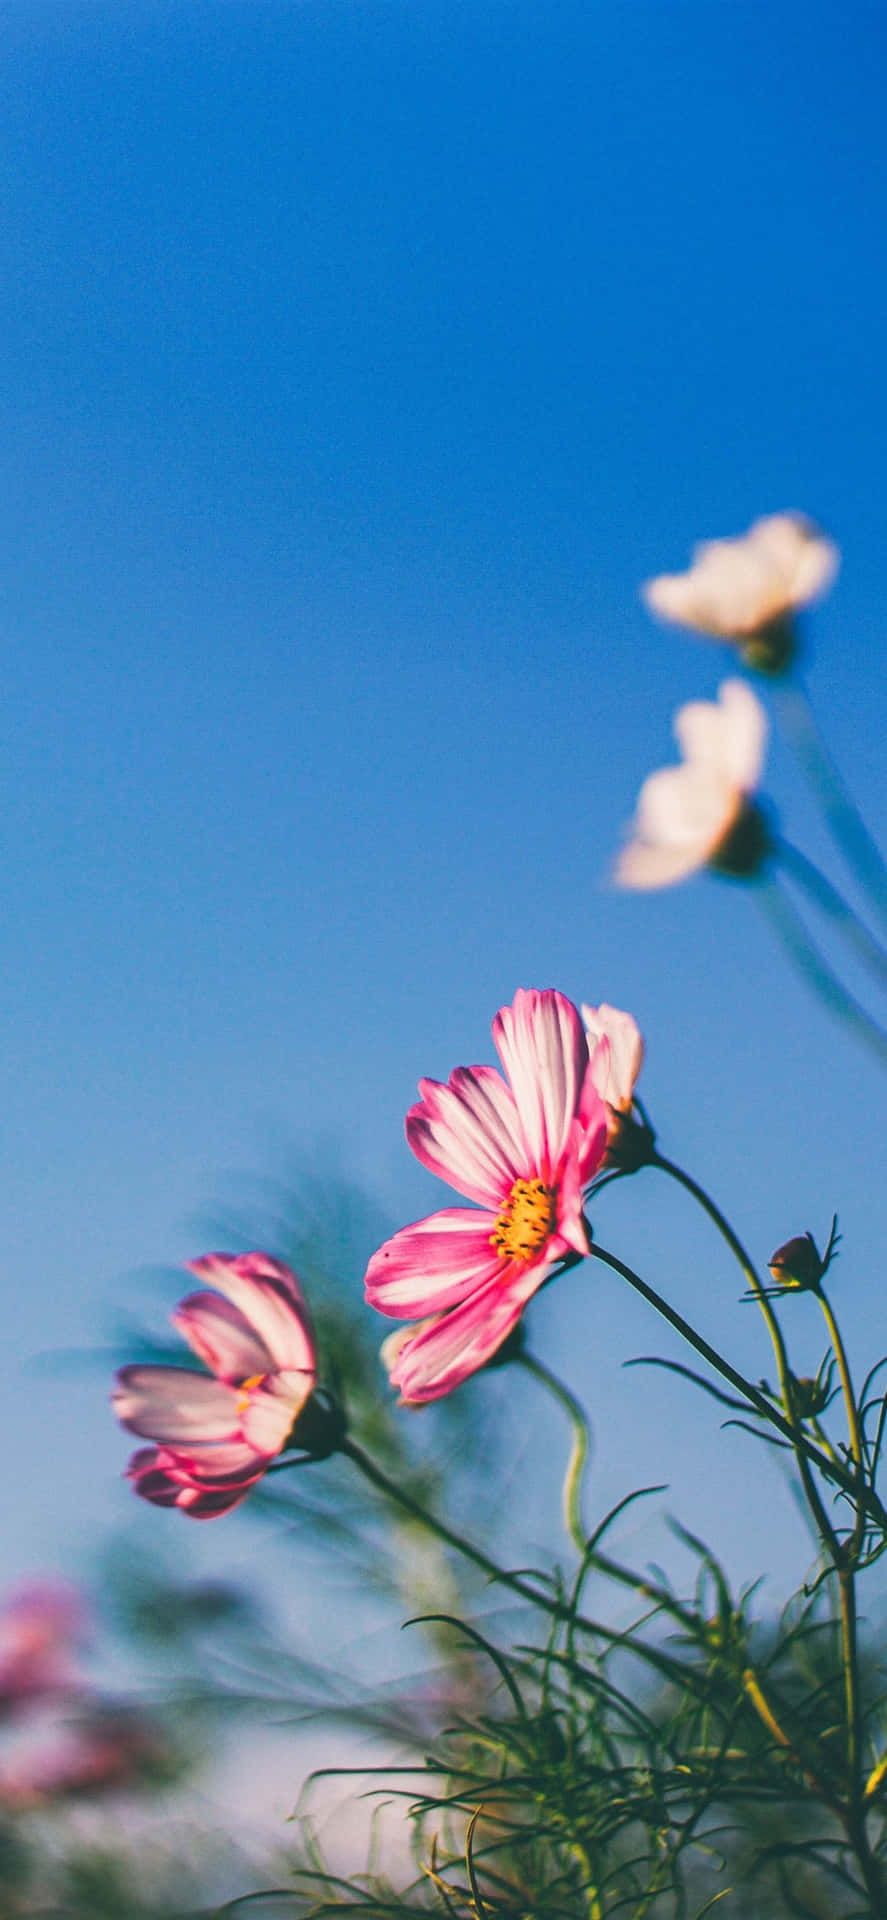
(0, 1705, 163, 1808)
(0, 1584, 85, 1718)
(366, 989, 609, 1403)
(643, 512, 838, 670)
(615, 679, 769, 890)
(113, 1253, 317, 1519)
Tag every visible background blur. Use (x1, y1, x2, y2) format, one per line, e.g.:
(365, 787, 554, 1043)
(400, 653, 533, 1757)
(1, 0, 886, 1878)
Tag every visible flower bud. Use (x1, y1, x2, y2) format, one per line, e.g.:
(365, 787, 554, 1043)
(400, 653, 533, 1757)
(768, 1232, 826, 1293)
(791, 1375, 831, 1419)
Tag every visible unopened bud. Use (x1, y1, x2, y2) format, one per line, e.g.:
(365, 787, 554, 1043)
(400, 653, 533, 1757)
(768, 1232, 825, 1293)
(791, 1375, 830, 1419)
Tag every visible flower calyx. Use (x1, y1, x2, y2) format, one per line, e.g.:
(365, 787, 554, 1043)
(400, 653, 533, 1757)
(284, 1387, 347, 1461)
(708, 798, 773, 881)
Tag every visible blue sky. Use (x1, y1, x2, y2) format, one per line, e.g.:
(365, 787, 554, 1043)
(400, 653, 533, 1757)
(2, 1, 887, 1622)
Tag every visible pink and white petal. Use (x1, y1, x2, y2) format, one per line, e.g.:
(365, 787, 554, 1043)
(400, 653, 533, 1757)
(188, 1254, 316, 1375)
(716, 679, 768, 790)
(162, 1438, 264, 1480)
(386, 1268, 544, 1404)
(240, 1386, 301, 1457)
(570, 1075, 609, 1187)
(581, 1005, 644, 1111)
(364, 1209, 503, 1316)
(492, 989, 588, 1181)
(172, 1292, 274, 1383)
(112, 1367, 241, 1443)
(406, 1066, 522, 1207)
(126, 1451, 261, 1518)
(172, 1483, 258, 1518)
(555, 1138, 594, 1253)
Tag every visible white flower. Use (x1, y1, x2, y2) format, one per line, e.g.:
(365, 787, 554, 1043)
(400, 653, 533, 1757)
(581, 1003, 644, 1116)
(616, 679, 769, 890)
(643, 513, 838, 668)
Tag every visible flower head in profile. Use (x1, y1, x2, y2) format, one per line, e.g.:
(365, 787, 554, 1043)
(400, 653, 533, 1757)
(616, 679, 771, 890)
(365, 988, 609, 1404)
(113, 1253, 317, 1518)
(643, 512, 838, 673)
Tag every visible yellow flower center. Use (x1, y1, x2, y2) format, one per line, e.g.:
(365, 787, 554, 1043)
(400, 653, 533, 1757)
(490, 1178, 557, 1263)
(235, 1373, 266, 1414)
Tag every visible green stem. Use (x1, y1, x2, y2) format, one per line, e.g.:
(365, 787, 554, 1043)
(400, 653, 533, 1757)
(517, 1351, 591, 1554)
(338, 1437, 709, 1694)
(774, 676, 887, 932)
(819, 1286, 867, 1559)
(778, 838, 887, 991)
(757, 876, 887, 1068)
(649, 1153, 839, 1552)
(587, 1240, 887, 1532)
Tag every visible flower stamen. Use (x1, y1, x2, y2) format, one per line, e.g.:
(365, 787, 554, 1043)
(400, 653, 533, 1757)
(490, 1178, 557, 1263)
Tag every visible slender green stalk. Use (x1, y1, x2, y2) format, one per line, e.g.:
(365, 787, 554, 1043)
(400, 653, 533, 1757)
(778, 838, 887, 990)
(587, 1240, 887, 1531)
(758, 875, 887, 1067)
(338, 1436, 710, 1694)
(517, 1351, 591, 1554)
(774, 676, 887, 932)
(649, 1152, 839, 1552)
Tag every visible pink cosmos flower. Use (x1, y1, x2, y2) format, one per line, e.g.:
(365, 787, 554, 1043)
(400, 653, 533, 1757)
(365, 989, 609, 1404)
(112, 1253, 317, 1519)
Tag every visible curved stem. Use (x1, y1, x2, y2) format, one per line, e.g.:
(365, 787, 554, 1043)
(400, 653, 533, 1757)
(649, 1152, 838, 1552)
(774, 677, 887, 932)
(819, 1286, 867, 1562)
(517, 1351, 591, 1553)
(338, 1437, 709, 1693)
(757, 876, 887, 1068)
(587, 1240, 887, 1532)
(778, 839, 887, 990)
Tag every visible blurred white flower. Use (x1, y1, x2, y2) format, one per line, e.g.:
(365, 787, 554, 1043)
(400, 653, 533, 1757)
(643, 513, 838, 671)
(616, 679, 769, 890)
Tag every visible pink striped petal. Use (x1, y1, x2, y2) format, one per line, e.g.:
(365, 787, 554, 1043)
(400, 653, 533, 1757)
(126, 1448, 262, 1518)
(574, 1065, 610, 1185)
(406, 1065, 524, 1206)
(492, 990, 589, 1181)
(112, 1367, 241, 1444)
(364, 1209, 503, 1316)
(240, 1383, 303, 1456)
(188, 1254, 316, 1375)
(172, 1291, 274, 1383)
(385, 1268, 543, 1404)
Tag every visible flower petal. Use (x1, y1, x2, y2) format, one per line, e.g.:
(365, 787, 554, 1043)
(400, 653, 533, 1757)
(582, 1004, 644, 1112)
(126, 1447, 261, 1518)
(240, 1379, 307, 1455)
(384, 1269, 543, 1403)
(172, 1292, 275, 1383)
(406, 1065, 524, 1207)
(636, 764, 732, 849)
(187, 1253, 316, 1375)
(492, 989, 588, 1181)
(112, 1367, 241, 1443)
(365, 1208, 503, 1316)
